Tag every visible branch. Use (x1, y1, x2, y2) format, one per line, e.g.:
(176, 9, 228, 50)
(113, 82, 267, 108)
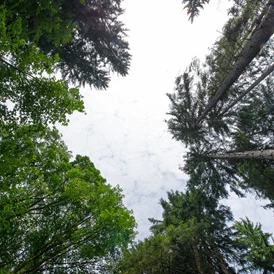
(220, 62, 274, 116)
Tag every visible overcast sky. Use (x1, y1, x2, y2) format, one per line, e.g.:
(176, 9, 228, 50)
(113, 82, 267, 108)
(59, 0, 274, 240)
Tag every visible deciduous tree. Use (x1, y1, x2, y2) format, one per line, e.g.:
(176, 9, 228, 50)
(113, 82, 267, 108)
(0, 123, 136, 273)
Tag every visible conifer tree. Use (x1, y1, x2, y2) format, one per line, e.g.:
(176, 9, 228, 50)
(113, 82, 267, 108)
(116, 189, 238, 274)
(167, 1, 274, 146)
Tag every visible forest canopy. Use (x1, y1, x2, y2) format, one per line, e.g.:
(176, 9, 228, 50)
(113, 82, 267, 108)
(1, 0, 274, 273)
(0, 0, 136, 273)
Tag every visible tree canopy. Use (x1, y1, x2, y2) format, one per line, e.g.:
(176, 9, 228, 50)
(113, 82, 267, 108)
(0, 123, 136, 273)
(1, 0, 274, 273)
(1, 0, 130, 88)
(0, 0, 131, 126)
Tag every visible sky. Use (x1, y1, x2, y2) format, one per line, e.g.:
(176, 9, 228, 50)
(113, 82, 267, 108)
(59, 0, 274, 240)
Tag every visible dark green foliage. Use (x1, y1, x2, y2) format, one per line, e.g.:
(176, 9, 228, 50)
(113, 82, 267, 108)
(183, 147, 243, 199)
(182, 0, 210, 23)
(50, 0, 131, 88)
(170, 0, 274, 132)
(117, 189, 238, 274)
(167, 0, 274, 205)
(114, 235, 172, 274)
(166, 59, 228, 147)
(1, 0, 131, 89)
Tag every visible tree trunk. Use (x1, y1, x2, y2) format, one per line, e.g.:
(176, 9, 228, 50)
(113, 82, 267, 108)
(197, 2, 274, 124)
(192, 238, 205, 274)
(212, 245, 229, 274)
(220, 62, 274, 116)
(206, 149, 274, 161)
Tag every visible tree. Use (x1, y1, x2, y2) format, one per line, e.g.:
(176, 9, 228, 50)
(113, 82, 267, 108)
(196, 1, 274, 123)
(0, 64, 85, 125)
(114, 235, 172, 274)
(183, 147, 243, 199)
(219, 62, 274, 116)
(2, 0, 131, 89)
(167, 1, 274, 147)
(166, 59, 216, 147)
(161, 193, 235, 273)
(0, 123, 136, 273)
(234, 218, 274, 273)
(0, 0, 131, 125)
(167, 0, 274, 203)
(205, 149, 274, 160)
(50, 0, 131, 88)
(0, 2, 84, 125)
(183, 147, 274, 205)
(148, 190, 237, 273)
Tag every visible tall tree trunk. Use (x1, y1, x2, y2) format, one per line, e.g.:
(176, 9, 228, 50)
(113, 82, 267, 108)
(192, 237, 205, 274)
(220, 62, 274, 116)
(212, 245, 229, 274)
(197, 2, 274, 124)
(205, 149, 274, 161)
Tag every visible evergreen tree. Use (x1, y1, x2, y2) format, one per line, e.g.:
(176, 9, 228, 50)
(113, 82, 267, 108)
(151, 189, 237, 274)
(167, 0, 274, 204)
(197, 1, 274, 123)
(116, 189, 238, 274)
(167, 1, 274, 146)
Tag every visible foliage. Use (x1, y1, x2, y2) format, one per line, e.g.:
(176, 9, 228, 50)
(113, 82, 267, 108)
(182, 0, 210, 22)
(234, 218, 274, 273)
(1, 0, 131, 89)
(49, 0, 131, 88)
(0, 0, 131, 125)
(166, 59, 210, 146)
(0, 62, 85, 125)
(168, 0, 274, 138)
(0, 123, 136, 273)
(116, 189, 238, 274)
(114, 235, 171, 274)
(167, 0, 274, 204)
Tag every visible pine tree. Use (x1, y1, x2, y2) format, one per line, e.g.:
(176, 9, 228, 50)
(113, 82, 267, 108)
(167, 1, 274, 147)
(197, 1, 274, 123)
(148, 190, 237, 273)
